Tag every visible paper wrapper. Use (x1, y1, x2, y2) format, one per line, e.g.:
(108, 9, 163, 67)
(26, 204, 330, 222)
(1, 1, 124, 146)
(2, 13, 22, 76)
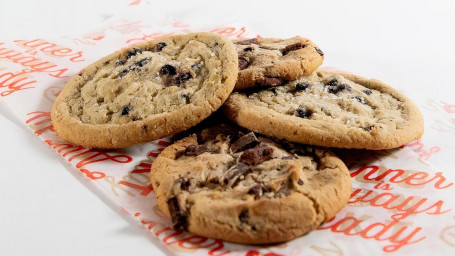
(1, 3, 455, 255)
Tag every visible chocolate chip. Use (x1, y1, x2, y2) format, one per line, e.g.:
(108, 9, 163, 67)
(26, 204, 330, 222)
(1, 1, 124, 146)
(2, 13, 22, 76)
(161, 64, 176, 75)
(175, 177, 190, 191)
(263, 77, 283, 86)
(141, 125, 148, 131)
(297, 179, 304, 185)
(167, 196, 187, 229)
(354, 96, 366, 104)
(281, 42, 306, 55)
(230, 132, 259, 153)
(247, 184, 263, 199)
(173, 69, 192, 84)
(238, 57, 249, 70)
(363, 89, 372, 95)
(154, 42, 167, 52)
(240, 146, 274, 165)
(184, 144, 209, 156)
(326, 79, 351, 94)
(235, 38, 258, 45)
(224, 162, 251, 186)
(134, 57, 151, 67)
(121, 106, 131, 116)
(104, 61, 110, 65)
(244, 47, 253, 52)
(115, 60, 125, 66)
(239, 209, 249, 223)
(126, 48, 142, 59)
(295, 106, 312, 118)
(295, 82, 309, 91)
(314, 47, 324, 56)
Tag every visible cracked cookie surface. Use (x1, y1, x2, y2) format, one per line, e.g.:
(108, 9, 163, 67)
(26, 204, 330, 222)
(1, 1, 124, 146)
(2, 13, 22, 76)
(150, 124, 351, 244)
(51, 33, 238, 148)
(234, 36, 324, 90)
(223, 71, 424, 150)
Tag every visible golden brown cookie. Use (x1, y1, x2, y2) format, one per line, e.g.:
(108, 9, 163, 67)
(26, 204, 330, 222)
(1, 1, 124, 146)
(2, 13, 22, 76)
(51, 33, 238, 148)
(234, 36, 324, 90)
(150, 124, 351, 244)
(223, 71, 424, 149)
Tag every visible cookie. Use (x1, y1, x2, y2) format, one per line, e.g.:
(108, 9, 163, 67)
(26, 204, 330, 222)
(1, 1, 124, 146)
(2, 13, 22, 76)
(150, 124, 351, 244)
(234, 36, 324, 90)
(51, 33, 238, 148)
(223, 71, 424, 150)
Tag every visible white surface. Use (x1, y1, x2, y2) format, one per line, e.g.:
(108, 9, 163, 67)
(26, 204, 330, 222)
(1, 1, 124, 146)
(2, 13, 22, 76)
(1, 0, 455, 255)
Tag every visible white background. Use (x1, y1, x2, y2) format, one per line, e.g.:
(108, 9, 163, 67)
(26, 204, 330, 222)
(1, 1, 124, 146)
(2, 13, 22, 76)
(1, 0, 455, 255)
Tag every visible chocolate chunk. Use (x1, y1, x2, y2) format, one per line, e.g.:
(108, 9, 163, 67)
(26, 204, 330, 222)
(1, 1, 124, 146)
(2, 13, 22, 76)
(121, 106, 131, 116)
(268, 87, 278, 96)
(240, 146, 274, 165)
(235, 38, 258, 45)
(208, 177, 219, 184)
(173, 69, 192, 84)
(184, 144, 209, 156)
(197, 125, 239, 143)
(154, 42, 167, 52)
(126, 48, 142, 59)
(282, 155, 297, 160)
(244, 47, 253, 52)
(239, 209, 249, 223)
(363, 89, 372, 95)
(314, 47, 324, 56)
(175, 177, 190, 190)
(295, 82, 309, 91)
(364, 125, 373, 131)
(182, 94, 190, 103)
(326, 79, 351, 94)
(295, 106, 312, 118)
(297, 179, 304, 185)
(230, 132, 259, 153)
(134, 57, 151, 67)
(118, 68, 130, 78)
(238, 57, 249, 70)
(263, 77, 283, 86)
(104, 61, 110, 65)
(115, 60, 125, 66)
(354, 96, 366, 104)
(281, 42, 306, 55)
(167, 196, 187, 229)
(247, 184, 263, 199)
(223, 162, 251, 186)
(161, 64, 176, 75)
(327, 79, 338, 87)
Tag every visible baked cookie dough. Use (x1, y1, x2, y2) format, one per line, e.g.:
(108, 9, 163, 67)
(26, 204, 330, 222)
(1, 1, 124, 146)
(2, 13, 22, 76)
(150, 124, 351, 244)
(224, 71, 424, 149)
(234, 36, 324, 90)
(51, 33, 238, 148)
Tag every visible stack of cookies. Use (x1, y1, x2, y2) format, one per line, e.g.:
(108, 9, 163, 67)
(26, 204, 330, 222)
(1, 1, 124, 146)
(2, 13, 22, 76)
(51, 32, 424, 244)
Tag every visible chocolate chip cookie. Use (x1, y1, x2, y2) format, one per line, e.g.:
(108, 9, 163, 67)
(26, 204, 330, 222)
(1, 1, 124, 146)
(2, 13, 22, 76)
(223, 71, 424, 150)
(234, 36, 324, 90)
(51, 33, 238, 148)
(150, 124, 351, 244)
